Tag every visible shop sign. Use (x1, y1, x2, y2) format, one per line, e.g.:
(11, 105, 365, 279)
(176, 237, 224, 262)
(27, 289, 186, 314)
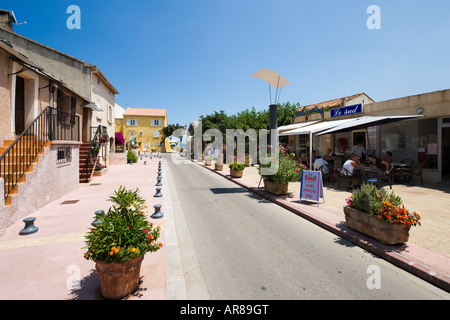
(330, 104, 363, 118)
(299, 170, 324, 205)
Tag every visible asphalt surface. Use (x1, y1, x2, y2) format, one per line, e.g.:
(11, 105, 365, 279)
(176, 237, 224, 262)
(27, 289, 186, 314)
(165, 155, 450, 299)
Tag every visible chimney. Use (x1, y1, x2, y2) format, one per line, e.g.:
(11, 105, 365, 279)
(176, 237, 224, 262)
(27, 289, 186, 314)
(0, 9, 14, 32)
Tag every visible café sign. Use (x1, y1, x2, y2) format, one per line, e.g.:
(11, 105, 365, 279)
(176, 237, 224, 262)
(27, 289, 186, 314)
(330, 103, 363, 118)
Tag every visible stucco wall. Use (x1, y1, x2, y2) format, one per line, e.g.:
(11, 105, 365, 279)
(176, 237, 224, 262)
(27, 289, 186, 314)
(0, 141, 80, 235)
(0, 49, 12, 143)
(123, 115, 167, 151)
(0, 28, 92, 98)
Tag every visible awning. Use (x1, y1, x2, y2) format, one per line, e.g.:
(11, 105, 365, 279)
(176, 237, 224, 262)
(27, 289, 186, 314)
(277, 120, 319, 134)
(316, 115, 423, 135)
(279, 118, 356, 136)
(83, 103, 102, 112)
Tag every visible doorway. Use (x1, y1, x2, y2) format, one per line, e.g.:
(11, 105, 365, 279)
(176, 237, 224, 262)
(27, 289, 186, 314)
(14, 76, 25, 135)
(352, 131, 366, 159)
(442, 127, 450, 183)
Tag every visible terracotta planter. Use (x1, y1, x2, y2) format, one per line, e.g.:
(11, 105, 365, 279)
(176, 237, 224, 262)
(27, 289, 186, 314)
(344, 206, 411, 245)
(215, 163, 223, 171)
(263, 179, 289, 195)
(230, 168, 243, 178)
(205, 160, 212, 166)
(95, 256, 144, 299)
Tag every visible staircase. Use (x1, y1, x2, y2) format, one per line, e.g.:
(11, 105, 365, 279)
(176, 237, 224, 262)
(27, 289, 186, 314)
(0, 137, 51, 207)
(79, 142, 96, 183)
(0, 106, 80, 207)
(78, 125, 105, 183)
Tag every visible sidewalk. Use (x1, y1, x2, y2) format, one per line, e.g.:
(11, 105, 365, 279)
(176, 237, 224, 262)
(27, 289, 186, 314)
(0, 155, 176, 300)
(193, 159, 450, 293)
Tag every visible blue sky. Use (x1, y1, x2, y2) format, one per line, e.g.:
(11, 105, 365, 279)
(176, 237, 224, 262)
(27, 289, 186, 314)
(2, 1, 450, 128)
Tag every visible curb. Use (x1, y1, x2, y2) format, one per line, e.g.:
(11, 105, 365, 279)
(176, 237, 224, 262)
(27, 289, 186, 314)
(190, 158, 450, 293)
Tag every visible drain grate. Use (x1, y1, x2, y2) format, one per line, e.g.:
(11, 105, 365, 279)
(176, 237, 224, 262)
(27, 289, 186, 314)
(60, 200, 80, 205)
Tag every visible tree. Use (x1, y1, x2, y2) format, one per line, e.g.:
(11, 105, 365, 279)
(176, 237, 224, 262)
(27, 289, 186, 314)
(160, 124, 186, 143)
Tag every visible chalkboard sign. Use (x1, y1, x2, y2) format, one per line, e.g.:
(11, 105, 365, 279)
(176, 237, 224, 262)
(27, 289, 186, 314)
(299, 170, 324, 206)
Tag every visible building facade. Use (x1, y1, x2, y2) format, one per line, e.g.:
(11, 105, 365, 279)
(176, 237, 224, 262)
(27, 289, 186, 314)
(121, 108, 168, 152)
(284, 90, 450, 184)
(0, 39, 89, 235)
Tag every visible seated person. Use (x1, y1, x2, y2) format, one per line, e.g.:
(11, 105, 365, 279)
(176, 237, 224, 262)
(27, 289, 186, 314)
(341, 153, 364, 188)
(368, 153, 389, 174)
(300, 153, 309, 166)
(382, 151, 393, 164)
(313, 157, 329, 174)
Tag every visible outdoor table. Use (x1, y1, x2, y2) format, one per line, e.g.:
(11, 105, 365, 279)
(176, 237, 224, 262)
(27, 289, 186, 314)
(391, 162, 412, 183)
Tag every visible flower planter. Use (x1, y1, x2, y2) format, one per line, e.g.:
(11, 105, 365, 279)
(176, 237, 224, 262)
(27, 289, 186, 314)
(263, 179, 289, 195)
(95, 256, 144, 300)
(215, 163, 223, 171)
(94, 167, 108, 176)
(343, 206, 411, 245)
(205, 160, 212, 166)
(230, 168, 243, 178)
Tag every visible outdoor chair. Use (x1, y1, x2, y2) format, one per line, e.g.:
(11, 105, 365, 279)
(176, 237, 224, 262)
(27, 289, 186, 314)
(318, 164, 333, 185)
(401, 165, 424, 186)
(362, 168, 381, 189)
(337, 167, 353, 190)
(380, 163, 394, 189)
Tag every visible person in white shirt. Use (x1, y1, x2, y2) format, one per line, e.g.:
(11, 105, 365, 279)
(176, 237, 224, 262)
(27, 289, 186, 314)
(314, 157, 329, 174)
(351, 141, 366, 160)
(341, 154, 364, 188)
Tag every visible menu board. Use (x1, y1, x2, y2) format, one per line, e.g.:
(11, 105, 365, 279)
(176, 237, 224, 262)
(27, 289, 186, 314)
(299, 170, 324, 206)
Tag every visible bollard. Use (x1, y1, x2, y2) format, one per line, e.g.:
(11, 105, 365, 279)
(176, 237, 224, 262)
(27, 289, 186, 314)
(144, 161, 147, 165)
(91, 210, 105, 227)
(156, 176, 162, 186)
(151, 204, 164, 219)
(19, 217, 39, 235)
(154, 187, 163, 197)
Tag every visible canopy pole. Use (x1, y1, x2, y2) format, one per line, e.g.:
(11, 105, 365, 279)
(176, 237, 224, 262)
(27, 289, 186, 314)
(365, 127, 371, 154)
(309, 132, 313, 170)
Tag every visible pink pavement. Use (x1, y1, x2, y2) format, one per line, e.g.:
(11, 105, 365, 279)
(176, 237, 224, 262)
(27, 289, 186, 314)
(0, 155, 166, 300)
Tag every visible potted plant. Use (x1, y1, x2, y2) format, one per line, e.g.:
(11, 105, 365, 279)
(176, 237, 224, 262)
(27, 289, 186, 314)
(94, 163, 108, 176)
(229, 162, 245, 178)
(83, 186, 163, 299)
(258, 143, 305, 195)
(204, 155, 213, 166)
(215, 158, 223, 171)
(344, 183, 421, 245)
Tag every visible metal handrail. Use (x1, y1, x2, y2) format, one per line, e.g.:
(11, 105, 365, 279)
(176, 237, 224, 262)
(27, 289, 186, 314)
(82, 125, 106, 183)
(1, 106, 80, 201)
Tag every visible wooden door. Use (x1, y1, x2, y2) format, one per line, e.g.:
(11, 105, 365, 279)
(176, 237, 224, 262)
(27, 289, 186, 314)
(15, 76, 25, 135)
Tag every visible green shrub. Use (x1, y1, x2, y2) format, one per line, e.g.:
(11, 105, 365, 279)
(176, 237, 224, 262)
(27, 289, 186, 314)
(349, 183, 403, 214)
(258, 143, 306, 184)
(229, 162, 245, 171)
(127, 150, 138, 163)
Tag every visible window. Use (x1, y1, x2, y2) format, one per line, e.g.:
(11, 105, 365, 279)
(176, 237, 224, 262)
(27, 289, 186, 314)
(126, 119, 138, 126)
(154, 130, 160, 137)
(151, 119, 161, 126)
(108, 105, 113, 123)
(57, 147, 72, 164)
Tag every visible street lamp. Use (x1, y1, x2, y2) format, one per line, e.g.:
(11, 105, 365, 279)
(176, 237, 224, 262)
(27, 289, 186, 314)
(251, 68, 290, 138)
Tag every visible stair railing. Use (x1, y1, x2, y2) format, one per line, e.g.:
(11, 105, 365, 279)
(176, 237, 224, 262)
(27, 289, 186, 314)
(82, 125, 105, 183)
(0, 106, 80, 202)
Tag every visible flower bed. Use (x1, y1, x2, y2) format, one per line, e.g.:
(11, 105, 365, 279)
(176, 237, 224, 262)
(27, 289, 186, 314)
(344, 183, 421, 244)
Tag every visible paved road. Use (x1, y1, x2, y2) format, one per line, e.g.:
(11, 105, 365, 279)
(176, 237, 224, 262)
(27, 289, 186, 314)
(163, 155, 450, 300)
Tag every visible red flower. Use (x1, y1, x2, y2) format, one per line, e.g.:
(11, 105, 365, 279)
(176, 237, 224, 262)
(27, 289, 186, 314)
(143, 229, 148, 234)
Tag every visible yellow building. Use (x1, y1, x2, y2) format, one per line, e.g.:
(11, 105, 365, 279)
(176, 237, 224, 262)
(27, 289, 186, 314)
(119, 108, 168, 152)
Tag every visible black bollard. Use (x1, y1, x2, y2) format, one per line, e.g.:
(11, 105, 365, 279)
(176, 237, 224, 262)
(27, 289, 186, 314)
(91, 210, 104, 227)
(154, 187, 163, 197)
(19, 217, 39, 235)
(151, 204, 164, 219)
(156, 176, 162, 186)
